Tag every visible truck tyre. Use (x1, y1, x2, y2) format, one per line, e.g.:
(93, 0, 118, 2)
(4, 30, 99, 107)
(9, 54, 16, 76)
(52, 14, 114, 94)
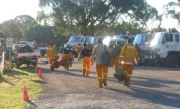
(164, 55, 178, 67)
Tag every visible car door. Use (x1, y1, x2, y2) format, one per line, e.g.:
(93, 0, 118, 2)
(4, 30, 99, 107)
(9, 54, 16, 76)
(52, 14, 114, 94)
(164, 33, 175, 52)
(175, 34, 180, 51)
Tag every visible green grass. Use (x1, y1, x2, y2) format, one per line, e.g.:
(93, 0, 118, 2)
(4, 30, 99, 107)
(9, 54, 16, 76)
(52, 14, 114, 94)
(0, 66, 43, 109)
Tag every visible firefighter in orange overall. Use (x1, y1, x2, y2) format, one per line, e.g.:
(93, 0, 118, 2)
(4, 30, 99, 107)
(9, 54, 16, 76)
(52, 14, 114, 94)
(62, 44, 71, 69)
(76, 44, 82, 56)
(112, 41, 122, 69)
(91, 39, 111, 88)
(120, 38, 139, 86)
(46, 43, 56, 71)
(78, 43, 92, 77)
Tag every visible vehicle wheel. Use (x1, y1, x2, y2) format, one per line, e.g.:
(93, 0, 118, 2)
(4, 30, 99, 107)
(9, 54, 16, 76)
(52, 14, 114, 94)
(164, 55, 178, 67)
(27, 63, 30, 66)
(15, 60, 21, 68)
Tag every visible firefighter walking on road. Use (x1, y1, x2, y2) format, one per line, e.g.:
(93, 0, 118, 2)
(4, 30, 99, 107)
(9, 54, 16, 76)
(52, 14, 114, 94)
(62, 44, 71, 69)
(91, 39, 111, 88)
(112, 41, 122, 70)
(78, 43, 92, 77)
(120, 38, 139, 87)
(46, 43, 56, 71)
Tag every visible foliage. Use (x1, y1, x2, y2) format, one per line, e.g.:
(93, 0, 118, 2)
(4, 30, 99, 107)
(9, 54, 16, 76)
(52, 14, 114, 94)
(25, 25, 54, 43)
(0, 15, 37, 41)
(14, 15, 37, 39)
(108, 21, 145, 35)
(38, 0, 158, 35)
(52, 34, 69, 50)
(164, 2, 180, 23)
(0, 20, 22, 40)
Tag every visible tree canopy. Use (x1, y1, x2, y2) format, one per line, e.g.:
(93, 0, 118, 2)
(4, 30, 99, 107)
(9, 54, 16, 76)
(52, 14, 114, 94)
(39, 0, 158, 35)
(164, 1, 180, 23)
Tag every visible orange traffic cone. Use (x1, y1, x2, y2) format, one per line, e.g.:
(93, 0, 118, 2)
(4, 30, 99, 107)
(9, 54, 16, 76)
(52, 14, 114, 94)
(23, 86, 29, 101)
(38, 69, 42, 78)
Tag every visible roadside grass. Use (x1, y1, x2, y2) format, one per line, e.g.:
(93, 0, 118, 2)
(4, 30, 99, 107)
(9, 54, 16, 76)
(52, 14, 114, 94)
(0, 66, 43, 109)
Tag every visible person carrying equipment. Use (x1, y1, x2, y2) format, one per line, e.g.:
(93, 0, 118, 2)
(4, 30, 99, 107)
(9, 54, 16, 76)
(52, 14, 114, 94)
(78, 43, 92, 77)
(120, 38, 139, 87)
(91, 39, 111, 88)
(111, 41, 122, 69)
(62, 44, 71, 69)
(46, 43, 56, 71)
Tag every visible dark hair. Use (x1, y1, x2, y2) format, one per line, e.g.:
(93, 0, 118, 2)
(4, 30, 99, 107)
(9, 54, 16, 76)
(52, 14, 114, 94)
(127, 38, 132, 43)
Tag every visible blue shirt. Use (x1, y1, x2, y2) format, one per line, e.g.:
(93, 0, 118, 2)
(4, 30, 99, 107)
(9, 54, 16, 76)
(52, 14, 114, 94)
(80, 48, 92, 57)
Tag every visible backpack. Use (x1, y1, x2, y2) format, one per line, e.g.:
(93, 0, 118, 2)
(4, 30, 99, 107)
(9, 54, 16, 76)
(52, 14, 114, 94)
(101, 45, 114, 67)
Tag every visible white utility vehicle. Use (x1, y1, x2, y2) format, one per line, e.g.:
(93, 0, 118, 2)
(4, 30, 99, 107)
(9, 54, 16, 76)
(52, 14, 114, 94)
(146, 32, 180, 67)
(133, 33, 154, 64)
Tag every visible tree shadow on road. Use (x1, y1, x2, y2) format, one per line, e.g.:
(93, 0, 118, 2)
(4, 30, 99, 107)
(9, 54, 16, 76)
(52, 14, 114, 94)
(106, 86, 180, 108)
(132, 76, 180, 88)
(134, 65, 180, 71)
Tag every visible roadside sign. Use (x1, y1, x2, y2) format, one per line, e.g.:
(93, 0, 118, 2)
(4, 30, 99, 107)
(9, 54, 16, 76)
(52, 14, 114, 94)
(6, 38, 13, 47)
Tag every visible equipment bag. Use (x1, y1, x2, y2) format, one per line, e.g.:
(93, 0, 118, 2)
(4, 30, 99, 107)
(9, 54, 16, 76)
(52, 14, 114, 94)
(59, 58, 65, 66)
(53, 61, 60, 68)
(101, 45, 114, 67)
(113, 67, 125, 81)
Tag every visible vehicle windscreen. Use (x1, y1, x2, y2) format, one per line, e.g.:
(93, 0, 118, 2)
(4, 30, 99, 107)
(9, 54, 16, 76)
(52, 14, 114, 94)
(69, 36, 77, 42)
(150, 33, 162, 46)
(133, 34, 143, 45)
(15, 45, 34, 53)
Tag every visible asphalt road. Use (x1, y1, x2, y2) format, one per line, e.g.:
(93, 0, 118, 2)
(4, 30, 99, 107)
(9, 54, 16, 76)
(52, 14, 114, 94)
(27, 58, 180, 109)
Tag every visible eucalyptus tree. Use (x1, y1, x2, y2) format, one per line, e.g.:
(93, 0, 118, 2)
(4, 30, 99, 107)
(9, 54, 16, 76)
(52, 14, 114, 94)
(39, 0, 158, 35)
(164, 1, 180, 23)
(25, 25, 54, 43)
(0, 20, 22, 40)
(14, 15, 37, 39)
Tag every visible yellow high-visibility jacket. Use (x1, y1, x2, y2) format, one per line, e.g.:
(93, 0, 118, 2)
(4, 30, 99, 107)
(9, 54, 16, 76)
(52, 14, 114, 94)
(120, 43, 138, 65)
(47, 46, 56, 59)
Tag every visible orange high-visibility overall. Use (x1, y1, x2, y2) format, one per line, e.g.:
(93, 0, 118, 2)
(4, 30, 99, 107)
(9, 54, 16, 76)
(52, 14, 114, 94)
(113, 55, 120, 68)
(46, 46, 56, 67)
(96, 64, 108, 87)
(62, 54, 70, 68)
(82, 57, 91, 76)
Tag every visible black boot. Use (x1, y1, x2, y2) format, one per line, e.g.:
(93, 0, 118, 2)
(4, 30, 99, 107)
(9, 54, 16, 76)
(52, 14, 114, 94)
(124, 79, 130, 87)
(50, 65, 54, 71)
(83, 70, 85, 76)
(103, 80, 107, 86)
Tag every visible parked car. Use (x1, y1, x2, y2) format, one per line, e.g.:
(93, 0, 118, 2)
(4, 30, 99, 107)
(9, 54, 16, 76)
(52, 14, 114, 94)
(12, 44, 38, 68)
